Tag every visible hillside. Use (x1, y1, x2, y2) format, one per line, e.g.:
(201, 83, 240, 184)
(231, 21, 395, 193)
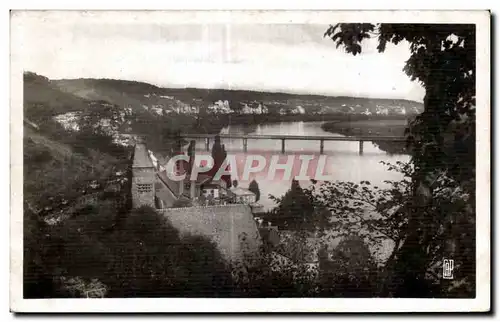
(24, 125, 120, 214)
(52, 77, 424, 116)
(23, 72, 132, 218)
(24, 72, 90, 121)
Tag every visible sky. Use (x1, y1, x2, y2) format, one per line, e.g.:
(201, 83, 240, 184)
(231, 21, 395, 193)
(14, 13, 425, 102)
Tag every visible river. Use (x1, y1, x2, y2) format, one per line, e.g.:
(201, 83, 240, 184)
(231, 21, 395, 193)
(188, 121, 409, 211)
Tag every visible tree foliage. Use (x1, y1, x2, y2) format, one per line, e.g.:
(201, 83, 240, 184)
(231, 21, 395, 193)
(248, 179, 261, 202)
(25, 205, 235, 298)
(210, 135, 232, 187)
(319, 235, 378, 297)
(324, 24, 476, 297)
(325, 23, 475, 184)
(268, 180, 319, 231)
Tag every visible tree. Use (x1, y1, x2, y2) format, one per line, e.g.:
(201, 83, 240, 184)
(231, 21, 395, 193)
(187, 140, 196, 173)
(268, 180, 330, 232)
(325, 23, 475, 184)
(211, 135, 231, 187)
(324, 24, 476, 297)
(248, 179, 261, 202)
(319, 235, 378, 297)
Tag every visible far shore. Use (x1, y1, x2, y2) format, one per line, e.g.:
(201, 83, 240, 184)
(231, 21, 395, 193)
(321, 119, 410, 155)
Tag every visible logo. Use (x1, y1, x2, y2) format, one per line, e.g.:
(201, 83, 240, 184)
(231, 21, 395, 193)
(443, 259, 454, 280)
(163, 153, 335, 182)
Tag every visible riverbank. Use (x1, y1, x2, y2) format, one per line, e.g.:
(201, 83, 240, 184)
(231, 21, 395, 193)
(321, 119, 410, 155)
(195, 113, 412, 135)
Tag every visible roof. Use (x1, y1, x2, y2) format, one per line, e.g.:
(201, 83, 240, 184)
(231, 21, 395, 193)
(155, 176, 178, 208)
(132, 143, 154, 168)
(229, 187, 255, 196)
(194, 174, 212, 185)
(158, 170, 180, 197)
(202, 179, 226, 188)
(160, 204, 262, 263)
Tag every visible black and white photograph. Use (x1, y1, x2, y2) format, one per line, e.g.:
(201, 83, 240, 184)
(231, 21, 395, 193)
(10, 10, 490, 312)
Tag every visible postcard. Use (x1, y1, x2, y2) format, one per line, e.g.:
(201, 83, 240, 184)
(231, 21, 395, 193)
(10, 10, 491, 312)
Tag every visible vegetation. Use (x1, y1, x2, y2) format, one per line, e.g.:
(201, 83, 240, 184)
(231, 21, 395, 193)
(267, 180, 328, 231)
(321, 119, 409, 154)
(318, 235, 379, 297)
(23, 22, 476, 298)
(210, 135, 231, 188)
(25, 206, 234, 298)
(248, 179, 261, 202)
(323, 23, 476, 297)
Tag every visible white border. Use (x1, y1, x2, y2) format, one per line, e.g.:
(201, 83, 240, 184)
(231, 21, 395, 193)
(9, 10, 491, 313)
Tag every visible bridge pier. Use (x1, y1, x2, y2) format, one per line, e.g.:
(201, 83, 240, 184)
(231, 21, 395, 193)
(320, 139, 324, 154)
(243, 138, 248, 152)
(359, 140, 364, 155)
(205, 138, 210, 151)
(281, 139, 285, 154)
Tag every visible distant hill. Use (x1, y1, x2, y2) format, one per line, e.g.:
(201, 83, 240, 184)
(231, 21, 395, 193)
(52, 77, 424, 115)
(24, 72, 90, 120)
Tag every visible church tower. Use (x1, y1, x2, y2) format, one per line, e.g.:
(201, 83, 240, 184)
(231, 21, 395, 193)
(131, 138, 155, 208)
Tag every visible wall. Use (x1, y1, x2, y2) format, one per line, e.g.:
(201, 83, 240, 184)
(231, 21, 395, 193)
(132, 166, 155, 208)
(160, 204, 262, 264)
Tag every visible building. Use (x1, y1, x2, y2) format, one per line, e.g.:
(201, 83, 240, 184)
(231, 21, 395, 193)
(240, 103, 254, 114)
(259, 103, 268, 114)
(207, 100, 233, 114)
(131, 140, 156, 208)
(291, 105, 306, 114)
(394, 106, 407, 115)
(361, 108, 372, 116)
(200, 179, 227, 200)
(239, 102, 268, 115)
(184, 174, 212, 200)
(129, 142, 266, 268)
(228, 187, 256, 204)
(375, 105, 390, 115)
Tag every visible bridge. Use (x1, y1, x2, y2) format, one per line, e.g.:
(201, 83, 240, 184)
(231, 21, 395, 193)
(178, 133, 406, 155)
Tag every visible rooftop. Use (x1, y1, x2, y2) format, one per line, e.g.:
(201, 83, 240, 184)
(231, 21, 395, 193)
(158, 170, 180, 197)
(132, 143, 154, 168)
(155, 176, 178, 208)
(229, 187, 255, 196)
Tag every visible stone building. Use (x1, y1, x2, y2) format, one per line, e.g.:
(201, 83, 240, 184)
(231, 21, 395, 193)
(131, 140, 156, 208)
